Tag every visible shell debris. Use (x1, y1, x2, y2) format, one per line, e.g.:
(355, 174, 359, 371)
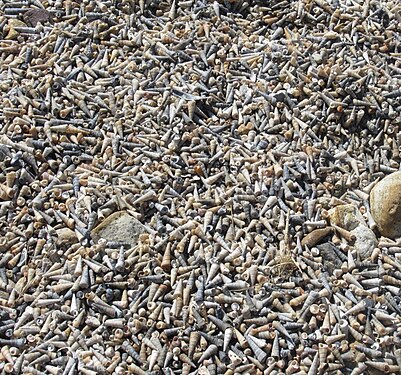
(1, 0, 401, 374)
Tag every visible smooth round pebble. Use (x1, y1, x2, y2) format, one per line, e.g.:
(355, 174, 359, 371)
(371, 172, 401, 239)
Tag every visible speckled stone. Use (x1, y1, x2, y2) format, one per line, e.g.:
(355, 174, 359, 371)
(91, 211, 146, 246)
(56, 228, 78, 247)
(351, 225, 378, 260)
(328, 203, 377, 260)
(327, 204, 366, 231)
(370, 172, 401, 239)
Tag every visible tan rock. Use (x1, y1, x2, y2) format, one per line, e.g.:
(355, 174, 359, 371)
(327, 203, 377, 260)
(91, 211, 146, 246)
(370, 171, 401, 238)
(56, 228, 78, 247)
(5, 20, 27, 40)
(8, 19, 27, 28)
(327, 204, 366, 231)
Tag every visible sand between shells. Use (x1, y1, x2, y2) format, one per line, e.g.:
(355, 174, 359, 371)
(1, 0, 401, 374)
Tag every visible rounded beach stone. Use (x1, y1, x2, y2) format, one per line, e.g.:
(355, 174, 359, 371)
(370, 172, 401, 238)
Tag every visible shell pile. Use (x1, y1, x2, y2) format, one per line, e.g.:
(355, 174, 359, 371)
(1, 0, 401, 374)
